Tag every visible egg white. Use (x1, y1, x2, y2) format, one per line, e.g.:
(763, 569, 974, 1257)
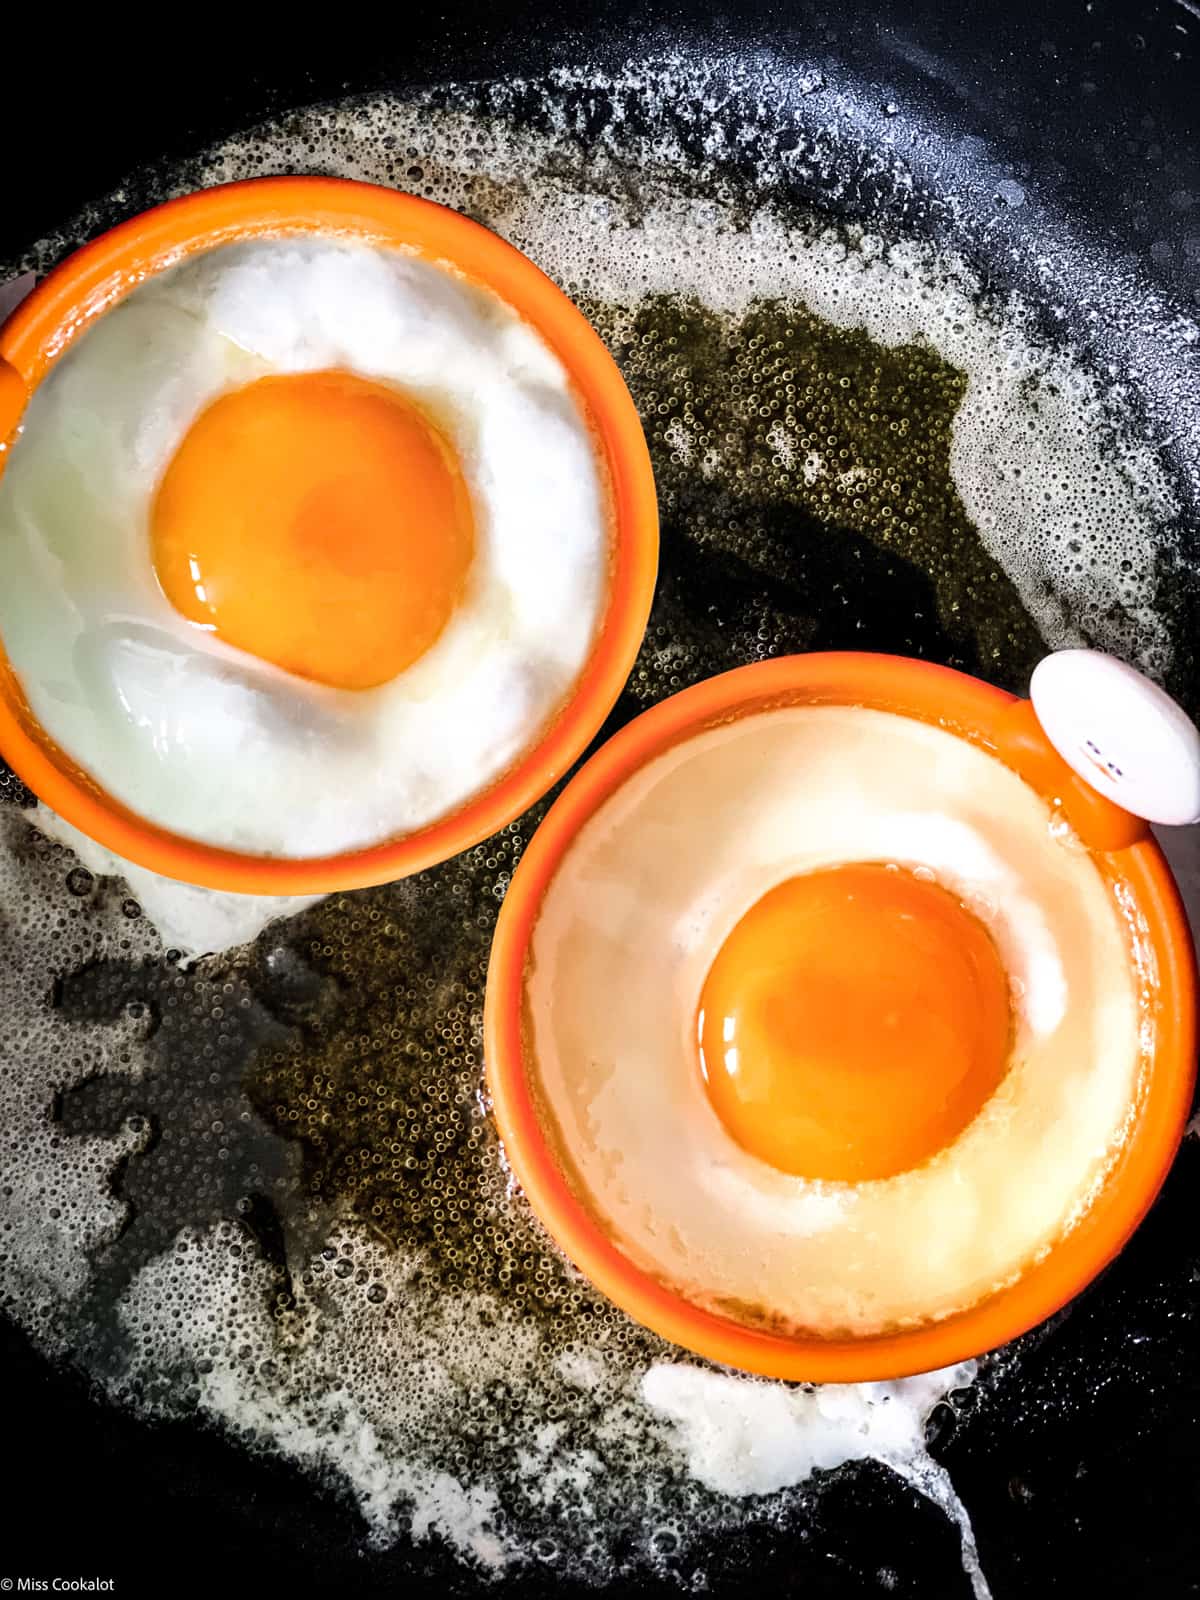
(526, 705, 1147, 1338)
(0, 240, 608, 857)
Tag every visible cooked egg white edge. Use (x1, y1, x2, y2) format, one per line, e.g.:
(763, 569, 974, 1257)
(526, 705, 1145, 1337)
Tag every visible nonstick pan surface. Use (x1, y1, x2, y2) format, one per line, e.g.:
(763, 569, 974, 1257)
(2, 7, 1199, 1597)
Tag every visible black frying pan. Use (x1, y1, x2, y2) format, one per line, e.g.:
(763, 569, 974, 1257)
(2, 6, 1199, 1597)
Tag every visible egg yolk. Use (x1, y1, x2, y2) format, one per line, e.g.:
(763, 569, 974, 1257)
(151, 371, 475, 691)
(696, 863, 1012, 1182)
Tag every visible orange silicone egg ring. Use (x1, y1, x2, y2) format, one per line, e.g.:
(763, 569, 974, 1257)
(0, 177, 659, 893)
(484, 651, 1198, 1381)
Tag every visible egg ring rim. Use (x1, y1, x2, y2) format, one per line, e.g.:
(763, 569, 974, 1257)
(483, 651, 1197, 1382)
(0, 176, 659, 892)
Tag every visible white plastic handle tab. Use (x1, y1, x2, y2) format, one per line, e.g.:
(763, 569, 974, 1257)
(1030, 650, 1200, 828)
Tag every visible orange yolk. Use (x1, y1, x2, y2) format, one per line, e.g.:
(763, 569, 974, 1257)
(151, 370, 475, 691)
(697, 863, 1012, 1183)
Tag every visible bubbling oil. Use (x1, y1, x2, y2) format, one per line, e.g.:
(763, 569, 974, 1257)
(595, 296, 1044, 695)
(0, 807, 988, 1592)
(1, 51, 1196, 1599)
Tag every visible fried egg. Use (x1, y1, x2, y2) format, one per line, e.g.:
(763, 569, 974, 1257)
(525, 705, 1146, 1337)
(0, 239, 609, 856)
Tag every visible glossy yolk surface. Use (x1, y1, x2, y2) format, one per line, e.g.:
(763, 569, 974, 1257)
(152, 370, 475, 691)
(696, 863, 1012, 1182)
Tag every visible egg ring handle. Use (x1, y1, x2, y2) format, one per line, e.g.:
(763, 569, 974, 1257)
(997, 649, 1200, 849)
(994, 697, 1148, 852)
